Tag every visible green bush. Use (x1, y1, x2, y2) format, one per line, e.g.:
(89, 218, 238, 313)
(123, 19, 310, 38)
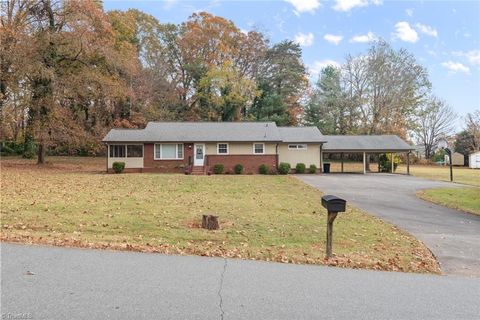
(309, 164, 317, 174)
(112, 161, 125, 173)
(432, 149, 446, 163)
(22, 139, 37, 159)
(234, 164, 244, 174)
(213, 164, 224, 174)
(295, 163, 306, 174)
(278, 162, 291, 175)
(379, 154, 400, 173)
(259, 164, 269, 174)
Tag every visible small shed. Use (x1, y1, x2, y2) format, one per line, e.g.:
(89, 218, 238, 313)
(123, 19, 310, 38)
(445, 152, 465, 166)
(469, 151, 480, 169)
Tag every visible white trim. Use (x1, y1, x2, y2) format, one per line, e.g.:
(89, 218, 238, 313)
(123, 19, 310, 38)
(253, 143, 265, 155)
(288, 144, 307, 150)
(217, 143, 229, 155)
(154, 143, 184, 160)
(194, 143, 205, 166)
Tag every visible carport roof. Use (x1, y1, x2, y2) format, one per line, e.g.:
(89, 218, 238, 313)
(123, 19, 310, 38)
(322, 135, 414, 152)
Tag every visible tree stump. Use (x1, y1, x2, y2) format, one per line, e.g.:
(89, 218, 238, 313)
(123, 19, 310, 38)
(202, 214, 219, 230)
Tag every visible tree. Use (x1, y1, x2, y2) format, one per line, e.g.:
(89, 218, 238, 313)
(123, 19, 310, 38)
(414, 96, 456, 160)
(304, 65, 348, 134)
(465, 110, 480, 151)
(251, 40, 308, 125)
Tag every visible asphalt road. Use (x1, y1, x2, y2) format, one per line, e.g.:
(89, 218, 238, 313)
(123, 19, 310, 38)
(297, 173, 480, 277)
(2, 243, 480, 320)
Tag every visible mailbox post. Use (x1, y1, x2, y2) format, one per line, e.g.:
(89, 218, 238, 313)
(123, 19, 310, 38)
(321, 195, 346, 258)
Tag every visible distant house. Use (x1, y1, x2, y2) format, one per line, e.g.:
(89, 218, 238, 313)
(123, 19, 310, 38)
(102, 122, 414, 174)
(445, 152, 465, 166)
(469, 151, 480, 169)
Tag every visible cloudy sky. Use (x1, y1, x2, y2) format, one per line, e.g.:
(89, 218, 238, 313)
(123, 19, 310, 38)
(104, 0, 480, 124)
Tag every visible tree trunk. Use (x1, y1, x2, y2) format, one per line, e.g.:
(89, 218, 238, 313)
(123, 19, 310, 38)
(37, 140, 45, 164)
(202, 215, 219, 230)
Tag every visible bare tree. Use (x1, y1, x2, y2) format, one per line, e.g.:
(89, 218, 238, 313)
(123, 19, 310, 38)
(414, 96, 457, 159)
(465, 110, 480, 151)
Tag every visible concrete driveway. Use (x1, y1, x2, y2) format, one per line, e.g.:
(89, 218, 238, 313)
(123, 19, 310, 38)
(2, 243, 480, 320)
(297, 174, 480, 277)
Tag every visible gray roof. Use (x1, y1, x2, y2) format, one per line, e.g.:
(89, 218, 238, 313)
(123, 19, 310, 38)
(102, 122, 283, 142)
(278, 127, 326, 143)
(322, 135, 414, 152)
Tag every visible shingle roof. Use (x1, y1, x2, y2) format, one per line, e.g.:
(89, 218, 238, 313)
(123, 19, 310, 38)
(322, 135, 414, 152)
(278, 127, 326, 143)
(102, 122, 283, 142)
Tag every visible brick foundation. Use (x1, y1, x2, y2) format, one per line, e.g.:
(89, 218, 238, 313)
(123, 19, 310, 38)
(206, 154, 278, 174)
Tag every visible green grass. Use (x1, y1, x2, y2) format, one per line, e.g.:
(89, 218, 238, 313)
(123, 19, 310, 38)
(417, 188, 480, 216)
(0, 157, 439, 273)
(397, 164, 480, 187)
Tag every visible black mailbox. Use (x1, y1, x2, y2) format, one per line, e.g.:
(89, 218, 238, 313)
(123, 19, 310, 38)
(321, 195, 346, 213)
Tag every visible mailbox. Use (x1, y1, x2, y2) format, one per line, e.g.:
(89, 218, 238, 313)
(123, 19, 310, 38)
(321, 195, 346, 213)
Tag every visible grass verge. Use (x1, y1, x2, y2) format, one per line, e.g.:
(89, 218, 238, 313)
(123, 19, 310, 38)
(397, 165, 480, 187)
(417, 187, 480, 216)
(1, 157, 439, 273)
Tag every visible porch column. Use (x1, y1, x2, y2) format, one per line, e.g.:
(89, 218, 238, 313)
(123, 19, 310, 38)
(391, 152, 394, 173)
(363, 152, 366, 174)
(407, 151, 410, 175)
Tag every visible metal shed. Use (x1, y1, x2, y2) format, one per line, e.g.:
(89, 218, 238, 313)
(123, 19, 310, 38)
(320, 135, 415, 174)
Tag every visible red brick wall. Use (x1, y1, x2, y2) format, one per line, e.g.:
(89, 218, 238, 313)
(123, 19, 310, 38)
(143, 143, 194, 173)
(206, 155, 278, 174)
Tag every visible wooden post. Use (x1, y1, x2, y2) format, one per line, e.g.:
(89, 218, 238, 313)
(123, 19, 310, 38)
(407, 152, 410, 175)
(391, 152, 394, 173)
(320, 146, 324, 173)
(341, 153, 344, 173)
(378, 154, 380, 173)
(326, 211, 338, 258)
(363, 152, 366, 174)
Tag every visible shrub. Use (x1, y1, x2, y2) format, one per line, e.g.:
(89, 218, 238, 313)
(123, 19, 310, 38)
(234, 164, 244, 174)
(379, 154, 400, 173)
(295, 163, 306, 174)
(112, 161, 125, 173)
(309, 164, 317, 174)
(213, 164, 224, 174)
(278, 162, 291, 175)
(259, 164, 269, 174)
(22, 140, 36, 159)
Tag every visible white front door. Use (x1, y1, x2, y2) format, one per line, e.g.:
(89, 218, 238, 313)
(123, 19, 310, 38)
(194, 144, 205, 166)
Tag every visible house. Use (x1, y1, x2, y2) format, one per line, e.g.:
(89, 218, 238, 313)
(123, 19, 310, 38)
(445, 152, 465, 166)
(102, 122, 325, 174)
(469, 151, 480, 169)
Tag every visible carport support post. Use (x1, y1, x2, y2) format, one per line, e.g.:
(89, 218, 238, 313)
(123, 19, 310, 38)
(407, 152, 410, 175)
(363, 152, 366, 174)
(391, 153, 394, 173)
(341, 153, 344, 173)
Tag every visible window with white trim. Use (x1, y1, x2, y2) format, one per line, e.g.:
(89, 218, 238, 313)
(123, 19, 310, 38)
(217, 143, 229, 154)
(288, 144, 307, 150)
(154, 143, 184, 160)
(253, 143, 265, 154)
(109, 145, 126, 157)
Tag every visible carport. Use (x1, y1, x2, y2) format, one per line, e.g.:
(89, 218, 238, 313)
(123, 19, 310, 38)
(320, 135, 415, 174)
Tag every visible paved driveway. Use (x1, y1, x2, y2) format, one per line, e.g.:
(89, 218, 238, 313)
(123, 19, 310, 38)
(297, 174, 480, 277)
(2, 243, 480, 320)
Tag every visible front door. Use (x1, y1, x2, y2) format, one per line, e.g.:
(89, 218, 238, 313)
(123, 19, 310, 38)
(194, 144, 205, 166)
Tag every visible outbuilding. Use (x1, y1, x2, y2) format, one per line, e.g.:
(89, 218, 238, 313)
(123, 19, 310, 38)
(469, 151, 480, 169)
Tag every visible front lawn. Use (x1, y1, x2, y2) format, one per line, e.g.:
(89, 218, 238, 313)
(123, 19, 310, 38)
(1, 157, 439, 273)
(417, 188, 480, 216)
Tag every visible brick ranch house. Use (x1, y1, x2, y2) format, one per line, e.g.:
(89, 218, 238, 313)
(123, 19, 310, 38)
(102, 122, 326, 174)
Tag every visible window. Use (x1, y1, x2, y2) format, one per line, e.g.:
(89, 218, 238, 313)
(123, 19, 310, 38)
(288, 144, 307, 150)
(127, 145, 143, 157)
(217, 143, 229, 155)
(154, 143, 184, 160)
(253, 143, 265, 154)
(109, 145, 126, 158)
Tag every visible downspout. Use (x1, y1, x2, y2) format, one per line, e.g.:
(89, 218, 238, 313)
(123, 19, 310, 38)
(105, 143, 109, 173)
(275, 143, 279, 168)
(320, 143, 323, 173)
